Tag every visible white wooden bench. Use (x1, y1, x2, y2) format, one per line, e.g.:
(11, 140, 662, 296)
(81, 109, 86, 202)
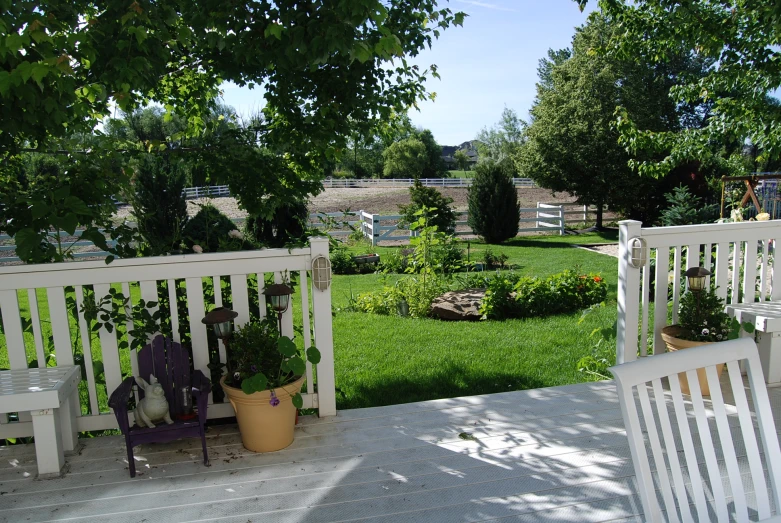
(726, 301, 781, 386)
(0, 366, 81, 475)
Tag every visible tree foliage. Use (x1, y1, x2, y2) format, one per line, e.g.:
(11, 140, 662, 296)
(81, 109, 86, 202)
(516, 14, 709, 227)
(130, 155, 189, 256)
(467, 161, 519, 244)
(1, 0, 464, 162)
(577, 0, 781, 175)
(475, 108, 524, 169)
(383, 137, 428, 178)
(416, 129, 448, 178)
(454, 149, 470, 172)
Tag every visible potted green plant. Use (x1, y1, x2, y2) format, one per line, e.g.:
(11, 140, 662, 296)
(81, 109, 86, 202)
(661, 281, 754, 395)
(220, 318, 321, 452)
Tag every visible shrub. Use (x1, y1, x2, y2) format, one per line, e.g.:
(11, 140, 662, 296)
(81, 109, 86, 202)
(467, 161, 520, 244)
(330, 247, 358, 275)
(246, 200, 309, 248)
(131, 155, 189, 255)
(482, 247, 509, 269)
(182, 204, 236, 253)
(398, 179, 456, 234)
(659, 186, 720, 226)
(352, 275, 451, 318)
(480, 269, 607, 320)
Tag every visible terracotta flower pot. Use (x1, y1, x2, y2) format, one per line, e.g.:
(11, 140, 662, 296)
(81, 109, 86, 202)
(221, 375, 304, 452)
(661, 325, 724, 396)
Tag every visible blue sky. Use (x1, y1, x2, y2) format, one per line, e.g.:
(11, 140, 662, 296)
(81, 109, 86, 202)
(220, 0, 594, 146)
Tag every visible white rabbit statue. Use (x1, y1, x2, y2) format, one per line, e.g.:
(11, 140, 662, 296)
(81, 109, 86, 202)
(134, 375, 174, 428)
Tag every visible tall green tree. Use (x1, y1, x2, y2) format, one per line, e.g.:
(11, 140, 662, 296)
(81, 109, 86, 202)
(475, 108, 524, 169)
(454, 149, 470, 172)
(415, 129, 448, 178)
(516, 14, 708, 227)
(577, 0, 781, 175)
(467, 161, 519, 244)
(383, 138, 428, 178)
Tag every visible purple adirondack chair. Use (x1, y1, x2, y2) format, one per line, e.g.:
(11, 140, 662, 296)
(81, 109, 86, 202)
(109, 335, 210, 478)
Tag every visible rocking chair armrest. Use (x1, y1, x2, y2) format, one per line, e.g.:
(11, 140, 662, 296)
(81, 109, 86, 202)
(108, 376, 136, 433)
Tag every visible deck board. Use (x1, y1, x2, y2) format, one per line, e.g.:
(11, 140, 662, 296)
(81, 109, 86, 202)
(0, 380, 779, 522)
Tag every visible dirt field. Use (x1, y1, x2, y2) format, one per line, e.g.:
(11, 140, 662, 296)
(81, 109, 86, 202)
(112, 186, 579, 221)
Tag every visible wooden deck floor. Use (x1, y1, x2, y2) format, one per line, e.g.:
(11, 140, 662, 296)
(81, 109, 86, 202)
(0, 380, 779, 523)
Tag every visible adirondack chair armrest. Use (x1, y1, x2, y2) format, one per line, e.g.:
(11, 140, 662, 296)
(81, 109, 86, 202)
(108, 376, 136, 433)
(192, 370, 211, 425)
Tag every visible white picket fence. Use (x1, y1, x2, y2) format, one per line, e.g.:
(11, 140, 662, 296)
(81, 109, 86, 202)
(0, 238, 336, 438)
(182, 185, 231, 199)
(310, 205, 567, 245)
(616, 219, 779, 365)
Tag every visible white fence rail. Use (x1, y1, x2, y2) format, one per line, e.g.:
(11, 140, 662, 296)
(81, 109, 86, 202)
(182, 185, 231, 199)
(0, 239, 336, 438)
(539, 202, 600, 224)
(321, 178, 537, 188)
(616, 219, 779, 365)
(309, 205, 566, 245)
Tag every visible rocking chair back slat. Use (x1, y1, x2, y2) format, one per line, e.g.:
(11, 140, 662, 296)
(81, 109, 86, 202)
(650, 378, 694, 523)
(611, 339, 781, 522)
(0, 290, 28, 370)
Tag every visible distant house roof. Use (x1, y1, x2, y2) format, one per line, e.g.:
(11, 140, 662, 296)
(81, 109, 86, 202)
(441, 140, 480, 164)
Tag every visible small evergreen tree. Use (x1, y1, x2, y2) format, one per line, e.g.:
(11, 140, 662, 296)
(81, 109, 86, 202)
(399, 179, 457, 234)
(467, 161, 520, 244)
(131, 155, 189, 255)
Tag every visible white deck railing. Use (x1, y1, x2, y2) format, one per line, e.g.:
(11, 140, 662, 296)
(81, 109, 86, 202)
(617, 219, 780, 365)
(0, 238, 335, 439)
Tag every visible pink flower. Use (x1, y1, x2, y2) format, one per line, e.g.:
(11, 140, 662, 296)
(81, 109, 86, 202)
(228, 229, 243, 239)
(192, 245, 203, 254)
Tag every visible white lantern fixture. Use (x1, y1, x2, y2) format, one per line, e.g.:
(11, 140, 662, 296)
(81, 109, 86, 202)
(312, 255, 332, 291)
(628, 237, 647, 269)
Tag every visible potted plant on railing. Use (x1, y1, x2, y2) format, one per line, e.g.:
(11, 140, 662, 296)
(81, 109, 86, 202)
(204, 310, 321, 453)
(661, 267, 755, 395)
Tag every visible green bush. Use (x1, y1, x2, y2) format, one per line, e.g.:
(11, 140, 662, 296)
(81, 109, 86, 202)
(467, 161, 520, 244)
(131, 155, 189, 256)
(480, 269, 607, 320)
(352, 275, 451, 318)
(182, 204, 236, 253)
(399, 179, 457, 234)
(245, 200, 309, 248)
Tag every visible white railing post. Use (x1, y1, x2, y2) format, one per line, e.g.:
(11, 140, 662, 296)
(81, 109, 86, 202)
(617, 220, 643, 364)
(372, 215, 380, 246)
(536, 202, 541, 229)
(582, 205, 587, 223)
(309, 237, 336, 417)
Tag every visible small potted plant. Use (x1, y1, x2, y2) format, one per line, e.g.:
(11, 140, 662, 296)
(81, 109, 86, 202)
(219, 318, 321, 452)
(661, 267, 754, 395)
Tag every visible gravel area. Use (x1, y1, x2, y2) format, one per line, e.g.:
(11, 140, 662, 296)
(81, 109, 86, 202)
(575, 243, 619, 257)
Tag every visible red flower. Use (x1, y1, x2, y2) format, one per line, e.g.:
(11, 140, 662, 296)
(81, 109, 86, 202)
(593, 276, 602, 282)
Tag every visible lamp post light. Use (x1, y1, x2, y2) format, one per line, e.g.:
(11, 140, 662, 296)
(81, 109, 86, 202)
(685, 267, 711, 320)
(202, 307, 238, 374)
(263, 283, 293, 334)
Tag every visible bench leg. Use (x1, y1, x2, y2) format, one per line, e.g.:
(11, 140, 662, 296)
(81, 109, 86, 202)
(757, 331, 781, 385)
(31, 408, 65, 475)
(59, 391, 79, 452)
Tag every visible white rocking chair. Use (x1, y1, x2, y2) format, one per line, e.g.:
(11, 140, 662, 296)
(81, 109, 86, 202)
(610, 338, 781, 522)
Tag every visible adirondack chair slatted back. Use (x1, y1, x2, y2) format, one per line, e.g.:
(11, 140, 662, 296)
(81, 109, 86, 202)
(135, 337, 191, 417)
(618, 220, 781, 364)
(611, 338, 781, 522)
(0, 239, 336, 438)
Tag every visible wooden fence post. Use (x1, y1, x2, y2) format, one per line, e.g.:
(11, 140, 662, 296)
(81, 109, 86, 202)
(309, 237, 337, 417)
(617, 220, 643, 364)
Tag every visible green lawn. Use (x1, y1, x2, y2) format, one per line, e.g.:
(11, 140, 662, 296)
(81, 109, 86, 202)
(448, 170, 472, 178)
(331, 233, 620, 409)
